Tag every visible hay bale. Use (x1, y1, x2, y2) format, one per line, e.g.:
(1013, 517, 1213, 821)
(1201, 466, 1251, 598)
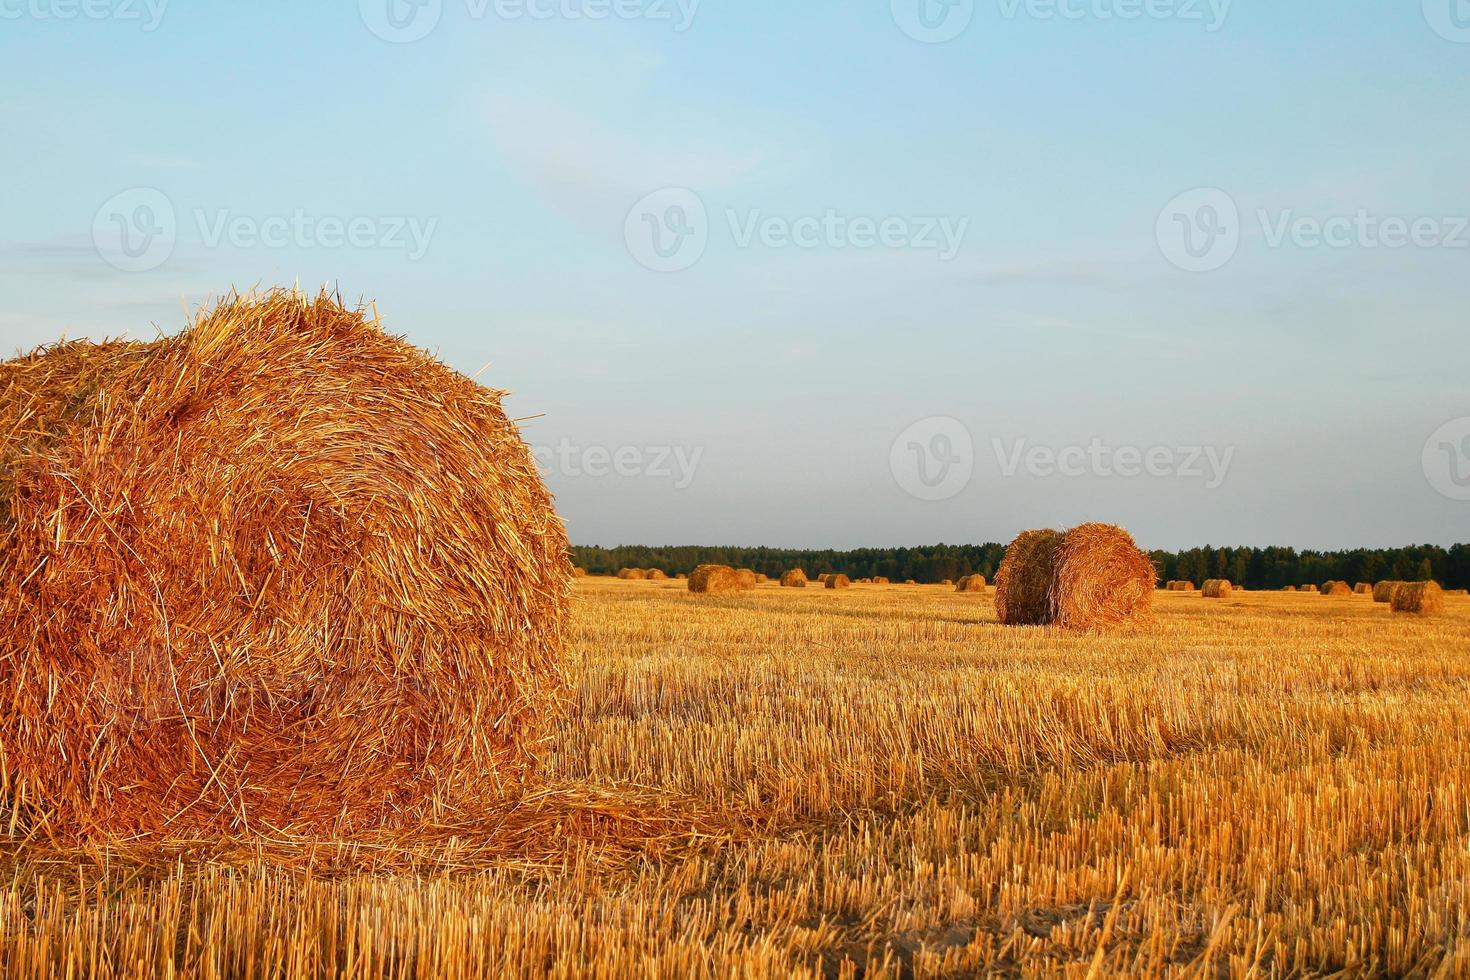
(817, 573, 831, 584)
(645, 569, 668, 581)
(825, 574, 851, 590)
(939, 579, 954, 587)
(1353, 582, 1372, 595)
(1321, 581, 1351, 597)
(1167, 580, 1195, 592)
(755, 573, 769, 584)
(1202, 579, 1232, 599)
(780, 569, 808, 588)
(955, 575, 986, 593)
(0, 289, 570, 839)
(675, 573, 688, 580)
(1391, 581, 1444, 616)
(995, 525, 1152, 629)
(1372, 581, 1404, 603)
(1050, 524, 1154, 629)
(617, 568, 647, 580)
(735, 568, 758, 589)
(995, 529, 1065, 626)
(688, 564, 741, 594)
(1282, 585, 1298, 592)
(872, 576, 890, 585)
(904, 579, 917, 585)
(1300, 584, 1319, 594)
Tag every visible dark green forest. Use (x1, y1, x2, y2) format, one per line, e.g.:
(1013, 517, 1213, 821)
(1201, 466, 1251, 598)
(571, 542, 1470, 590)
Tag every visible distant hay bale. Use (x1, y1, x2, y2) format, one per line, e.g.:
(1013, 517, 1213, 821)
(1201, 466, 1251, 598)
(1321, 581, 1351, 597)
(755, 573, 769, 584)
(1353, 582, 1373, 595)
(735, 569, 758, 589)
(780, 569, 808, 588)
(617, 568, 647, 580)
(1202, 579, 1233, 598)
(995, 524, 1153, 630)
(1282, 585, 1298, 592)
(1300, 584, 1319, 594)
(904, 579, 917, 585)
(939, 579, 954, 587)
(645, 569, 669, 581)
(825, 574, 851, 590)
(688, 564, 742, 595)
(1391, 581, 1444, 616)
(872, 576, 890, 585)
(674, 573, 688, 581)
(0, 289, 571, 839)
(817, 574, 832, 584)
(1372, 581, 1404, 603)
(955, 575, 986, 593)
(1168, 580, 1195, 592)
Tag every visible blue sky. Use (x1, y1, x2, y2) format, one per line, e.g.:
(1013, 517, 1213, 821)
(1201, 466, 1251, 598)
(2, 0, 1467, 550)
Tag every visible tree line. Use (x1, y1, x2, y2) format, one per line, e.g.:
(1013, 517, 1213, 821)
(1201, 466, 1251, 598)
(571, 542, 1470, 590)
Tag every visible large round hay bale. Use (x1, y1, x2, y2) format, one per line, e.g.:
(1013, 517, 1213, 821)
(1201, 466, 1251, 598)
(1202, 579, 1232, 598)
(1050, 524, 1155, 630)
(735, 568, 758, 589)
(645, 568, 669, 581)
(1372, 581, 1404, 603)
(688, 564, 741, 594)
(994, 530, 1065, 625)
(0, 290, 570, 839)
(1391, 581, 1444, 616)
(955, 575, 986, 593)
(780, 569, 808, 588)
(1321, 581, 1351, 597)
(995, 525, 1153, 629)
(825, 573, 851, 590)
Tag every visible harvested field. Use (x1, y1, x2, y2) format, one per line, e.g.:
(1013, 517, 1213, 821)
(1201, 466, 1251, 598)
(3, 579, 1468, 977)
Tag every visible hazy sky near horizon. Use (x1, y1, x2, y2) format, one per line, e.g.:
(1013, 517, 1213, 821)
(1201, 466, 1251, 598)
(2, 0, 1467, 551)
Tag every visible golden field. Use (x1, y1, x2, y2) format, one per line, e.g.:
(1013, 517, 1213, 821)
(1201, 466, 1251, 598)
(3, 578, 1469, 978)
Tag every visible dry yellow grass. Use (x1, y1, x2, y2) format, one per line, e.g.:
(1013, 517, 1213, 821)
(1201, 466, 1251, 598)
(2, 579, 1469, 977)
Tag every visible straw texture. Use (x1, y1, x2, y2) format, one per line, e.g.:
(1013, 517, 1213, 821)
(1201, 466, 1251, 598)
(0, 289, 571, 840)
